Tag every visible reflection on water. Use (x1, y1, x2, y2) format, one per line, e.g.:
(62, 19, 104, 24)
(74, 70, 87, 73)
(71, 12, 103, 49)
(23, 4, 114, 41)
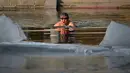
(0, 54, 129, 73)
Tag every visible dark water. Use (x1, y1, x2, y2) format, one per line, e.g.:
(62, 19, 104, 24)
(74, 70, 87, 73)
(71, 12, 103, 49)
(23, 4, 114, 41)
(63, 9, 130, 27)
(0, 9, 57, 28)
(0, 8, 130, 28)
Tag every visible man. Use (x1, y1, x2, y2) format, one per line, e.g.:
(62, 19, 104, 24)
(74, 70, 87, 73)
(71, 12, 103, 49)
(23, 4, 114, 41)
(54, 12, 76, 43)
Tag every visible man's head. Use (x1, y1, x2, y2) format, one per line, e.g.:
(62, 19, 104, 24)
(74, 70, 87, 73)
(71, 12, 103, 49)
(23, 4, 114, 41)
(60, 12, 69, 24)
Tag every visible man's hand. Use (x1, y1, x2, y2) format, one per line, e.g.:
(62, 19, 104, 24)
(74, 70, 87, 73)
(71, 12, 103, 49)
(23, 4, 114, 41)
(64, 25, 69, 29)
(69, 27, 74, 31)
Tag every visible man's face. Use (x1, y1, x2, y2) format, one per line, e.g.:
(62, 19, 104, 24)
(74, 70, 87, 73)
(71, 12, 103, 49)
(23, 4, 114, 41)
(60, 15, 68, 24)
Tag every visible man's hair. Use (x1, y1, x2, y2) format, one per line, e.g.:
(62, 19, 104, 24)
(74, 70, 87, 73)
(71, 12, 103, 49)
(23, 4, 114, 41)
(60, 12, 69, 19)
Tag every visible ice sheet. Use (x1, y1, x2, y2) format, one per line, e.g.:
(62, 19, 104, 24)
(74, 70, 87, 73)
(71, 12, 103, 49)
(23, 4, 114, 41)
(0, 42, 130, 73)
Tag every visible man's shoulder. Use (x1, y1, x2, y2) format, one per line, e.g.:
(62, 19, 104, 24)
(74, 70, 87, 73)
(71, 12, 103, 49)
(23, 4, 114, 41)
(69, 21, 75, 26)
(69, 21, 74, 24)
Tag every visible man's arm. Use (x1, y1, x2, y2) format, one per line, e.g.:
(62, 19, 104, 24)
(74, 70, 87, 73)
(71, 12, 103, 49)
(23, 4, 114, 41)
(68, 22, 76, 31)
(54, 22, 61, 31)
